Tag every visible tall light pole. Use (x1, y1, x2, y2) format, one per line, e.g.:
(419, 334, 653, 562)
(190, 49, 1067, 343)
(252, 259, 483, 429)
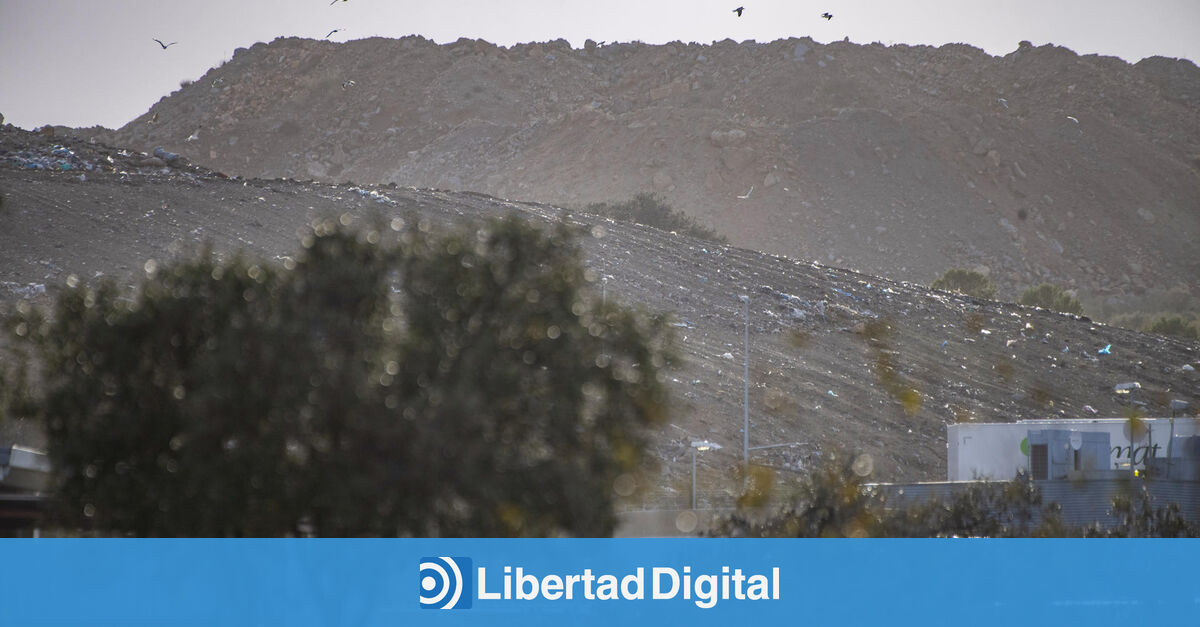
(691, 440, 721, 510)
(739, 294, 750, 471)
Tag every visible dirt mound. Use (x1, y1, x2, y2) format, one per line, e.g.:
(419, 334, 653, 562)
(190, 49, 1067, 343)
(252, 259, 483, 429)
(94, 36, 1200, 308)
(4, 125, 1198, 501)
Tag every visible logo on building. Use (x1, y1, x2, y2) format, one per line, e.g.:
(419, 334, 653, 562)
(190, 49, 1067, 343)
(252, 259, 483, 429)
(419, 556, 472, 610)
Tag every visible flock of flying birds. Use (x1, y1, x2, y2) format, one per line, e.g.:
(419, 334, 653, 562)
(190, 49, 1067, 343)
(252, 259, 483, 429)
(152, 4, 838, 51)
(732, 6, 833, 19)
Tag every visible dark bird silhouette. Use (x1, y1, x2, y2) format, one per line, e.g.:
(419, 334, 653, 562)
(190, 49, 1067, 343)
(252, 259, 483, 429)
(733, 6, 744, 17)
(330, 0, 347, 5)
(821, 12, 834, 20)
(324, 29, 340, 39)
(153, 38, 177, 49)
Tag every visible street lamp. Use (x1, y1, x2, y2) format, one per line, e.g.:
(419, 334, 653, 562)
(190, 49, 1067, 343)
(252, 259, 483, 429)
(691, 440, 722, 510)
(738, 294, 749, 472)
(1168, 399, 1190, 477)
(1114, 381, 1141, 406)
(1115, 382, 1142, 473)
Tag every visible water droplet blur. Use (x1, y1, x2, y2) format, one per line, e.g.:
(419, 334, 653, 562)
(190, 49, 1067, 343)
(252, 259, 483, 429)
(852, 453, 874, 477)
(66, 274, 79, 288)
(83, 504, 96, 518)
(144, 259, 157, 276)
(546, 325, 561, 339)
(613, 473, 636, 497)
(675, 510, 699, 533)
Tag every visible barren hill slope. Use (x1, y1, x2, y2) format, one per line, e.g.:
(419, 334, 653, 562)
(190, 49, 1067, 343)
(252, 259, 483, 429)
(3, 126, 1198, 503)
(99, 36, 1200, 308)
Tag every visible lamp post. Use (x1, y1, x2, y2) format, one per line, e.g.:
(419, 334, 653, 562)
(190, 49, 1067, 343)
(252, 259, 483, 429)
(691, 440, 721, 510)
(1115, 382, 1141, 472)
(738, 294, 749, 472)
(1167, 399, 1189, 477)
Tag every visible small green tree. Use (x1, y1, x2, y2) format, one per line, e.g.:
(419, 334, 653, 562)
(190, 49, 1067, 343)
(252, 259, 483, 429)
(930, 268, 997, 300)
(7, 215, 671, 536)
(1019, 283, 1083, 314)
(1143, 315, 1200, 341)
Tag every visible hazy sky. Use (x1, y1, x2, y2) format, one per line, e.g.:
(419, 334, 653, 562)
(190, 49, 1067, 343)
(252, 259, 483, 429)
(2, 1, 1198, 130)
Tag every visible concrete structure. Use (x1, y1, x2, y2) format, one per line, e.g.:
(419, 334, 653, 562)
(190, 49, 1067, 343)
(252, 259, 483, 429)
(0, 445, 51, 536)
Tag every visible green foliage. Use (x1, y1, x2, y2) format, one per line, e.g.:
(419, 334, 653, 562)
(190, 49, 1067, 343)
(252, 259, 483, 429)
(1092, 485, 1199, 538)
(584, 193, 725, 242)
(1143, 314, 1200, 341)
(713, 455, 1197, 537)
(6, 215, 671, 536)
(713, 455, 883, 538)
(930, 268, 997, 300)
(1019, 283, 1083, 315)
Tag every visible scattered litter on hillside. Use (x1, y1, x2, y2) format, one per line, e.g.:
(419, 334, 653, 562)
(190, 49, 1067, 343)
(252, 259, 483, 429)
(0, 282, 47, 298)
(1097, 344, 1111, 355)
(349, 186, 399, 207)
(4, 144, 97, 172)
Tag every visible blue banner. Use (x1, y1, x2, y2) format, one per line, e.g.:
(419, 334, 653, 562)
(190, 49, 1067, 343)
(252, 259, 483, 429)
(1, 539, 1195, 625)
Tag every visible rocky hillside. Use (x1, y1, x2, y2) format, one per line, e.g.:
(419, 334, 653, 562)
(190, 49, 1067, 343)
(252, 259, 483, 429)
(96, 35, 1200, 309)
(3, 126, 1199, 504)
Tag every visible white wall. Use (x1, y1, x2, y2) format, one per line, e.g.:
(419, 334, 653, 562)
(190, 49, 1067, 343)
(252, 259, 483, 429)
(947, 418, 1198, 481)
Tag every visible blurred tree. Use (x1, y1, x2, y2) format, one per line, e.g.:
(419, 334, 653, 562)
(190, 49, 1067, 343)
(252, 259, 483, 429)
(931, 268, 997, 300)
(6, 215, 671, 536)
(1019, 283, 1084, 315)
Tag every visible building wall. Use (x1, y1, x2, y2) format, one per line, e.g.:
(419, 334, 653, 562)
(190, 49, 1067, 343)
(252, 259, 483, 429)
(948, 419, 1198, 481)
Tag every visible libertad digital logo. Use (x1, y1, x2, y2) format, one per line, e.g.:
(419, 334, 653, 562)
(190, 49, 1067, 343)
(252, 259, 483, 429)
(418, 557, 781, 610)
(418, 556, 473, 610)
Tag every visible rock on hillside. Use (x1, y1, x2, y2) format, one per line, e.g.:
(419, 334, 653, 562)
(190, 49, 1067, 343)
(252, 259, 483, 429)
(101, 36, 1200, 305)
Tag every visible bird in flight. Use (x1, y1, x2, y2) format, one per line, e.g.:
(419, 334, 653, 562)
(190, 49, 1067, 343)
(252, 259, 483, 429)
(1066, 115, 1079, 124)
(324, 29, 341, 39)
(733, 6, 744, 17)
(342, 80, 357, 90)
(153, 38, 177, 49)
(821, 12, 834, 20)
(330, 0, 347, 5)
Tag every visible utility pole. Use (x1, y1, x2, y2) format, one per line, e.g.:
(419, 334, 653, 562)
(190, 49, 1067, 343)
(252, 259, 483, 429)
(741, 294, 750, 471)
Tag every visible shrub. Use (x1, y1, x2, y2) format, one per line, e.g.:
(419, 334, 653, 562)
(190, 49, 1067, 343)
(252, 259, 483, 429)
(1019, 283, 1083, 314)
(5, 215, 671, 536)
(1143, 315, 1200, 341)
(713, 456, 1197, 537)
(584, 193, 725, 242)
(931, 268, 997, 300)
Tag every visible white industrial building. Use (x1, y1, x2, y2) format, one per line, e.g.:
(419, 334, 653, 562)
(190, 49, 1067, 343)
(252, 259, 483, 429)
(947, 417, 1199, 481)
